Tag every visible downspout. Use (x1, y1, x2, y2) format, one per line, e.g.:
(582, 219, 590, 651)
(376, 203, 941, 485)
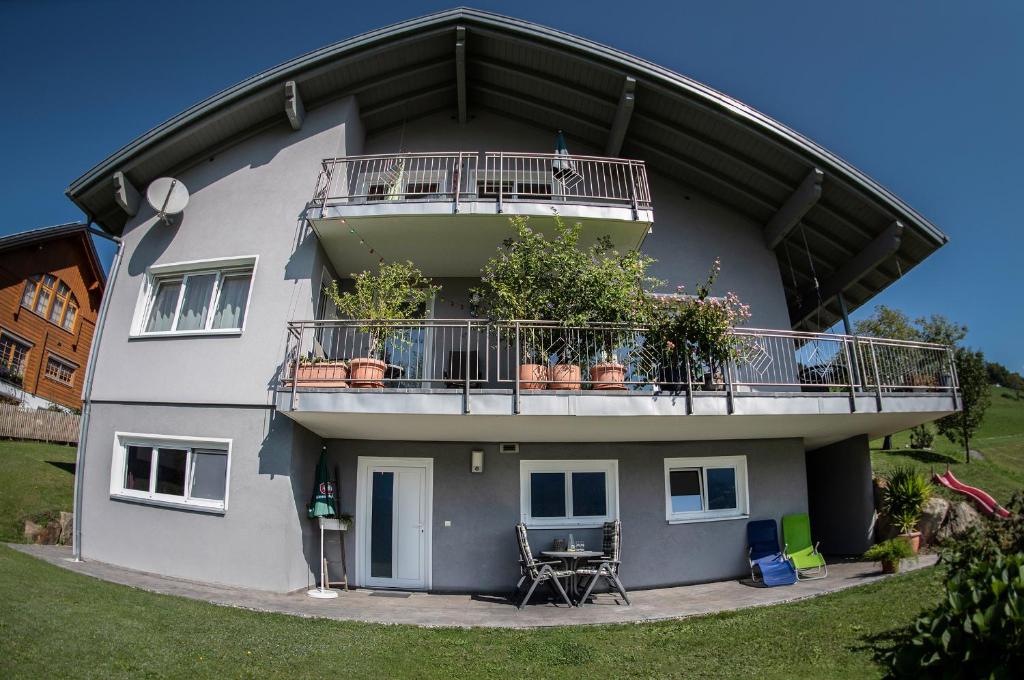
(72, 224, 123, 561)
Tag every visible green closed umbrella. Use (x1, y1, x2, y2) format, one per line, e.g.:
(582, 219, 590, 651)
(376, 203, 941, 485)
(308, 449, 337, 518)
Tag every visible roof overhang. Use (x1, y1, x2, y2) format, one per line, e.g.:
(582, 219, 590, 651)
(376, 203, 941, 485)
(65, 7, 947, 331)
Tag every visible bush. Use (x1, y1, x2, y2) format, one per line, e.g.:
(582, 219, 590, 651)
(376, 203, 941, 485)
(863, 538, 914, 564)
(909, 424, 934, 450)
(882, 466, 932, 534)
(887, 492, 1024, 677)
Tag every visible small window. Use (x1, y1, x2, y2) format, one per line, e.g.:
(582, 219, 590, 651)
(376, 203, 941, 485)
(44, 355, 77, 386)
(520, 460, 618, 528)
(135, 257, 255, 337)
(0, 332, 31, 385)
(22, 274, 79, 332)
(664, 456, 748, 523)
(111, 433, 231, 512)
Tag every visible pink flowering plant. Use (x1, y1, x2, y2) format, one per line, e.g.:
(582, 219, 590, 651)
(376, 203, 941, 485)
(648, 259, 752, 381)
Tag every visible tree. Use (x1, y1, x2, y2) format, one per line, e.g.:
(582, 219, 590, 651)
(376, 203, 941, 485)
(936, 348, 991, 463)
(916, 314, 967, 347)
(853, 305, 919, 341)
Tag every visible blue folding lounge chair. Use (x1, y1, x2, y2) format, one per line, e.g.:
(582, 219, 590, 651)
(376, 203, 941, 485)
(747, 519, 797, 586)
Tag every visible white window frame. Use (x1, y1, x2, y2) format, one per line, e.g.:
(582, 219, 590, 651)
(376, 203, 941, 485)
(519, 459, 619, 529)
(664, 455, 749, 524)
(110, 432, 232, 513)
(129, 255, 258, 338)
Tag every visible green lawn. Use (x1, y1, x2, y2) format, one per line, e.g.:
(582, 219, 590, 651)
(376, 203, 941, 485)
(0, 439, 76, 542)
(871, 386, 1024, 505)
(0, 544, 942, 679)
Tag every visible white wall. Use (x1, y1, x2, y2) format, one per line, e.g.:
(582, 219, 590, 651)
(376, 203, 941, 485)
(89, 96, 364, 405)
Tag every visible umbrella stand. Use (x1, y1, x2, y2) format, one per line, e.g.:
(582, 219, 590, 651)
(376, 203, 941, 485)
(307, 446, 340, 599)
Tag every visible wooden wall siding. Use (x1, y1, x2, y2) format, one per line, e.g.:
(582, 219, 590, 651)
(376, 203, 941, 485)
(0, 403, 80, 443)
(0, 233, 103, 410)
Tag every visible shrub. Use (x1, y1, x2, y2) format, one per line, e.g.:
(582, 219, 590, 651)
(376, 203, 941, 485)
(863, 538, 914, 564)
(887, 492, 1024, 677)
(909, 424, 934, 450)
(890, 552, 1024, 677)
(882, 465, 932, 534)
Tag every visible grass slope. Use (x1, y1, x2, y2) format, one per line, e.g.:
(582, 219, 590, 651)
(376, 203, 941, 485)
(0, 545, 942, 680)
(0, 439, 76, 542)
(872, 386, 1024, 505)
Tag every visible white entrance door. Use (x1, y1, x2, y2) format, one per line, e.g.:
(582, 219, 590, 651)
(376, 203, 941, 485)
(357, 458, 432, 590)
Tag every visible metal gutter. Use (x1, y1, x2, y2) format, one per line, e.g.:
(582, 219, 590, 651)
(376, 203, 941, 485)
(64, 8, 947, 246)
(71, 227, 123, 561)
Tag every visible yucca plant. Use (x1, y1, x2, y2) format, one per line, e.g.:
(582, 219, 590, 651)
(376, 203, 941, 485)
(882, 465, 932, 535)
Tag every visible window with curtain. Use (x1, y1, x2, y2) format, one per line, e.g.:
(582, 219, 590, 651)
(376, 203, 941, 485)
(519, 460, 618, 528)
(21, 274, 79, 332)
(0, 332, 31, 383)
(113, 434, 231, 512)
(138, 262, 254, 336)
(663, 456, 748, 523)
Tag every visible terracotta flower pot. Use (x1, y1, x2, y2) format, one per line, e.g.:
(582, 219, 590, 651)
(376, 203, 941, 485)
(899, 531, 921, 555)
(294, 361, 348, 388)
(348, 358, 387, 388)
(518, 363, 548, 390)
(549, 364, 582, 390)
(881, 558, 900, 574)
(590, 362, 626, 390)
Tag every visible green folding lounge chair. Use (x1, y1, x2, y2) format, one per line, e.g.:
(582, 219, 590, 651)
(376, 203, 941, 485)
(782, 513, 827, 580)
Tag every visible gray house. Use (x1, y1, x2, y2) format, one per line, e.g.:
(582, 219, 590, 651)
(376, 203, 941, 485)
(67, 9, 958, 594)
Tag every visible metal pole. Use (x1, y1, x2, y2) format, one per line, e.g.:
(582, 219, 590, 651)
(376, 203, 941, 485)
(497, 152, 504, 214)
(683, 349, 693, 415)
(464, 320, 472, 414)
(453, 152, 462, 214)
(868, 338, 883, 412)
(837, 292, 863, 391)
(840, 337, 857, 412)
(725, 358, 735, 415)
(73, 230, 124, 561)
(514, 322, 521, 414)
(291, 323, 303, 410)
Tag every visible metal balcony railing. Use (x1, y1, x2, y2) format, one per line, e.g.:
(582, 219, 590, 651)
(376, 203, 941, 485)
(311, 152, 651, 216)
(281, 320, 959, 414)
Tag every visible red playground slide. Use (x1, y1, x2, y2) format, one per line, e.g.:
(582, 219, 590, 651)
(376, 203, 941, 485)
(932, 468, 1011, 518)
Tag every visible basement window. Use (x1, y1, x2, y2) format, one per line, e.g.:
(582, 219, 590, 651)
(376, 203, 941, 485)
(111, 433, 231, 512)
(663, 456, 749, 523)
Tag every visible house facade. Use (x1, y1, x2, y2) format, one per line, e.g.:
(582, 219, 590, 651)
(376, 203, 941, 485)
(67, 9, 958, 594)
(0, 223, 104, 411)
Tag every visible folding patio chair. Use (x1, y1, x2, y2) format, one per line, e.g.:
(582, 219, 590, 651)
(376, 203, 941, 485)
(512, 523, 575, 609)
(782, 513, 828, 580)
(747, 519, 796, 586)
(576, 520, 630, 606)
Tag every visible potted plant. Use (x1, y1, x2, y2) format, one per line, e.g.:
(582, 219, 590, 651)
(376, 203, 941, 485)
(881, 465, 932, 554)
(327, 261, 439, 388)
(578, 239, 659, 390)
(646, 260, 751, 391)
(473, 218, 554, 389)
(863, 538, 915, 574)
(293, 356, 349, 388)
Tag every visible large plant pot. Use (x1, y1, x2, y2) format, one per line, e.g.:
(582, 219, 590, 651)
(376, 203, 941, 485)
(294, 361, 348, 388)
(881, 558, 900, 574)
(518, 364, 548, 390)
(590, 362, 626, 390)
(348, 358, 387, 388)
(550, 364, 582, 390)
(899, 531, 921, 555)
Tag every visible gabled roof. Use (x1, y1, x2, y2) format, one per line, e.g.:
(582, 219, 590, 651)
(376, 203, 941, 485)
(65, 7, 946, 330)
(0, 222, 106, 287)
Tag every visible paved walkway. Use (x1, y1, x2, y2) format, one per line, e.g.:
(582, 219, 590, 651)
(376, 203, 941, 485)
(12, 544, 937, 629)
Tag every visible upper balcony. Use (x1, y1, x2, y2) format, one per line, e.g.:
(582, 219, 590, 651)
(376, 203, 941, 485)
(305, 152, 654, 276)
(274, 320, 960, 448)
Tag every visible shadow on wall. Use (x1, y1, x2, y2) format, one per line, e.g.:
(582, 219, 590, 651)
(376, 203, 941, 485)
(255, 409, 324, 583)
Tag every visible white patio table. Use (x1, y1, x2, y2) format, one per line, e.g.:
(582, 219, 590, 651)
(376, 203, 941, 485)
(540, 550, 603, 602)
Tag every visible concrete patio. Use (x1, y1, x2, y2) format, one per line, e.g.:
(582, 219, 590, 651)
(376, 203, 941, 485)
(12, 544, 938, 629)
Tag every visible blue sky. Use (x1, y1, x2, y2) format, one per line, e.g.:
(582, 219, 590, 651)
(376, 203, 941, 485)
(1, 1, 1020, 369)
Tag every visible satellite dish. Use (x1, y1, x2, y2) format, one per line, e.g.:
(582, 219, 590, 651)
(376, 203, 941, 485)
(146, 177, 190, 224)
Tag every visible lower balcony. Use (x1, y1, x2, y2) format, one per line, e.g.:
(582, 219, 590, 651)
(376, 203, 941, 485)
(275, 320, 960, 448)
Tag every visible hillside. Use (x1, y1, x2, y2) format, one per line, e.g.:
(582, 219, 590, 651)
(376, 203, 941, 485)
(872, 385, 1024, 505)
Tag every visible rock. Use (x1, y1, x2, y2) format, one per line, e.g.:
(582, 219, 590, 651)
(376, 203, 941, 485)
(58, 512, 73, 545)
(872, 477, 887, 512)
(919, 497, 950, 545)
(23, 520, 43, 543)
(969, 449, 985, 461)
(937, 501, 983, 542)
